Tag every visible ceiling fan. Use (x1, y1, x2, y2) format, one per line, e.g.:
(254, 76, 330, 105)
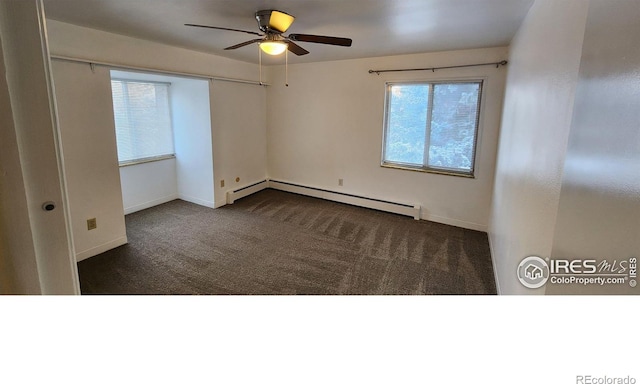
(185, 9, 353, 56)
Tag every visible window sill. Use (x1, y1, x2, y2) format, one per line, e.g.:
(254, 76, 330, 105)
(119, 154, 176, 167)
(381, 162, 475, 178)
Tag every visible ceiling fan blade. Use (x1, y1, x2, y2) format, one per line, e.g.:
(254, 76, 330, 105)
(224, 39, 263, 50)
(288, 34, 352, 47)
(185, 24, 262, 36)
(286, 41, 309, 56)
(269, 10, 295, 33)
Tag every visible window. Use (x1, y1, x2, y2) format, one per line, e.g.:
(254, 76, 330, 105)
(382, 80, 483, 177)
(110, 79, 174, 165)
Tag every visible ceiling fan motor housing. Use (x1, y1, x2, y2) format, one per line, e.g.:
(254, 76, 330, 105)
(256, 10, 273, 33)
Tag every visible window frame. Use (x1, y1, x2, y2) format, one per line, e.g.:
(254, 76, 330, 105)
(381, 79, 484, 178)
(110, 78, 175, 167)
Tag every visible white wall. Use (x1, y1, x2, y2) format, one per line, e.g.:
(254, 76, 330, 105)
(487, 0, 589, 294)
(52, 61, 128, 262)
(120, 159, 178, 214)
(0, 18, 41, 294)
(546, 0, 640, 294)
(173, 77, 214, 207)
(211, 80, 268, 207)
(266, 47, 507, 230)
(0, 0, 79, 293)
(46, 20, 267, 260)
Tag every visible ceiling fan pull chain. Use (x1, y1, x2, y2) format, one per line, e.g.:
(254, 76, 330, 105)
(258, 44, 263, 85)
(285, 49, 289, 87)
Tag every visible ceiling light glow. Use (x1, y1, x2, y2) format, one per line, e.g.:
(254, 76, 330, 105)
(259, 41, 288, 55)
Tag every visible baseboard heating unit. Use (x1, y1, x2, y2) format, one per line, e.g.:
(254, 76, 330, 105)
(268, 179, 421, 220)
(226, 179, 421, 220)
(226, 180, 269, 204)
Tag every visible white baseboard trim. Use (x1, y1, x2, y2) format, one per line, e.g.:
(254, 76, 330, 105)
(226, 180, 269, 204)
(75, 236, 128, 262)
(179, 194, 215, 209)
(124, 194, 178, 215)
(421, 213, 487, 232)
(268, 179, 421, 220)
(487, 231, 502, 295)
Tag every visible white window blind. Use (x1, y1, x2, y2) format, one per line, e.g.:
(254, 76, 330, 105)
(110, 79, 174, 164)
(382, 80, 482, 177)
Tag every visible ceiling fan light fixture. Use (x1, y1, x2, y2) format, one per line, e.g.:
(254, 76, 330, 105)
(259, 40, 288, 55)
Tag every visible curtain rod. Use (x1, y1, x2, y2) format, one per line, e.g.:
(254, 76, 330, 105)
(49, 55, 269, 86)
(368, 60, 508, 75)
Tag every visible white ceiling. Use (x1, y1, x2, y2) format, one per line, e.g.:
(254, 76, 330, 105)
(43, 0, 533, 64)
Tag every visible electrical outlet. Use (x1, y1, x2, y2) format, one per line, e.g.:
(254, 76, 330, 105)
(220, 179, 225, 188)
(87, 218, 97, 230)
(338, 178, 343, 186)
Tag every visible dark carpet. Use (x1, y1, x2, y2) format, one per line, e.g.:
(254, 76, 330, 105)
(78, 189, 497, 294)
